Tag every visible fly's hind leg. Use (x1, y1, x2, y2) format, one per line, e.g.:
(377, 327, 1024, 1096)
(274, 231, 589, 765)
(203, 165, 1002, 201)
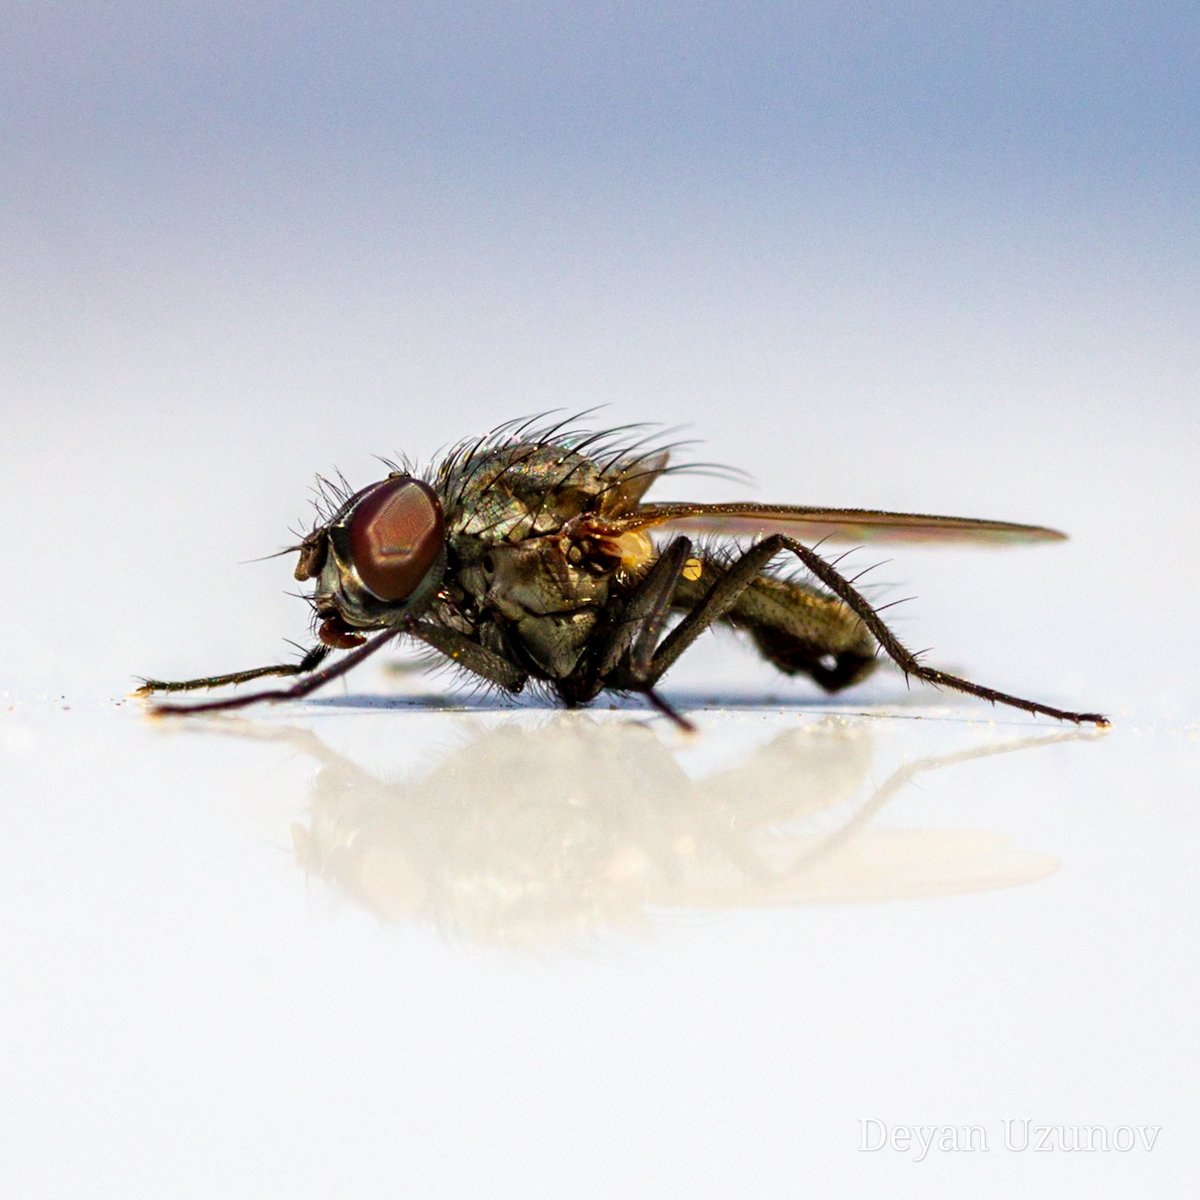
(647, 535, 1107, 725)
(766, 535, 1108, 724)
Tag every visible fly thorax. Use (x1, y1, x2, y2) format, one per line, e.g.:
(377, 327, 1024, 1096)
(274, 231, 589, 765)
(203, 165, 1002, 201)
(445, 446, 606, 541)
(475, 539, 610, 622)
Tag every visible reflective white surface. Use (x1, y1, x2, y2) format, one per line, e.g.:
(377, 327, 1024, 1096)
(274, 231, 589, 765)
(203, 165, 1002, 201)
(4, 7, 1198, 1196)
(3, 682, 1196, 1196)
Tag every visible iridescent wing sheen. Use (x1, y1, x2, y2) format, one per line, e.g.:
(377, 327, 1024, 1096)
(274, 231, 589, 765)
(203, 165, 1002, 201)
(613, 502, 1066, 545)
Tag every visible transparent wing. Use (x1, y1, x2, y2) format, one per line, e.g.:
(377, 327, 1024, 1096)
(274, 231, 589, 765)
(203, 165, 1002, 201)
(614, 502, 1066, 545)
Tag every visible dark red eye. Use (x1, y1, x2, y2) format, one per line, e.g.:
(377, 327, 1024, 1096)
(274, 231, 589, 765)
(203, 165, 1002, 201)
(348, 477, 444, 602)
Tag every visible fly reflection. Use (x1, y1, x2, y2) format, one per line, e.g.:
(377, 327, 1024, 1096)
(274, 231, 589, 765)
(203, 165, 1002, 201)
(191, 714, 1081, 949)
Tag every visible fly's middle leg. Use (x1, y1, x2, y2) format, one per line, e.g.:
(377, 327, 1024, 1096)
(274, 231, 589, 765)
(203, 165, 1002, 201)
(670, 555, 878, 692)
(558, 536, 695, 725)
(642, 539, 877, 693)
(585, 536, 873, 718)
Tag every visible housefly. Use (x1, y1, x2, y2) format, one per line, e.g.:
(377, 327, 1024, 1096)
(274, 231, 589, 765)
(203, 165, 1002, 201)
(139, 414, 1108, 727)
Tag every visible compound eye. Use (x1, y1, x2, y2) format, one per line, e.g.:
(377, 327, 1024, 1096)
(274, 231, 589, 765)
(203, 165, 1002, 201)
(348, 477, 444, 602)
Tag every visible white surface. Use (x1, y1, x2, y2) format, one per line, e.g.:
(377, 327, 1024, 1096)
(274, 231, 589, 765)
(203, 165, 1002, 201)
(3, 7, 1198, 1198)
(2, 699, 1196, 1198)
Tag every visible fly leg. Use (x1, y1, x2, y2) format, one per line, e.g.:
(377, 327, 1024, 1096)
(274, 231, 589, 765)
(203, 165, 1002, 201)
(765, 535, 1108, 724)
(665, 551, 877, 692)
(626, 538, 789, 697)
(600, 538, 695, 679)
(561, 537, 696, 727)
(406, 620, 529, 693)
(136, 644, 331, 696)
(645, 534, 1108, 726)
(146, 630, 401, 714)
(145, 623, 526, 715)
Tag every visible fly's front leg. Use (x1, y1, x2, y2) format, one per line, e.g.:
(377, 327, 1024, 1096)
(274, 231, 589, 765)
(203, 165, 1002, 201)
(136, 644, 331, 696)
(147, 619, 529, 715)
(148, 630, 400, 715)
(407, 620, 528, 693)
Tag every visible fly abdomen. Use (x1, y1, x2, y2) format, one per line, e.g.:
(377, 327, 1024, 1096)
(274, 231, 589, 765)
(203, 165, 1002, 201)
(672, 558, 877, 693)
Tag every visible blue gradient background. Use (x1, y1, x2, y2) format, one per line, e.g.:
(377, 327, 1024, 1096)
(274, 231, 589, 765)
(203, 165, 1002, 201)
(3, 3, 1197, 704)
(3, 12, 1198, 1199)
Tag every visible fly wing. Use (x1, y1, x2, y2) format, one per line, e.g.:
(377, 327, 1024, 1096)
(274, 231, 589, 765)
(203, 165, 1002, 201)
(598, 450, 671, 517)
(610, 502, 1066, 544)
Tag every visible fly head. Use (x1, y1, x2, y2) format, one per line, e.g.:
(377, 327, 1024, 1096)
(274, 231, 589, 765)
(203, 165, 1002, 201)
(295, 475, 447, 645)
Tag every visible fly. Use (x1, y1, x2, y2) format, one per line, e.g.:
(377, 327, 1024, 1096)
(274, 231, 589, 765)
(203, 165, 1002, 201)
(139, 414, 1108, 728)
